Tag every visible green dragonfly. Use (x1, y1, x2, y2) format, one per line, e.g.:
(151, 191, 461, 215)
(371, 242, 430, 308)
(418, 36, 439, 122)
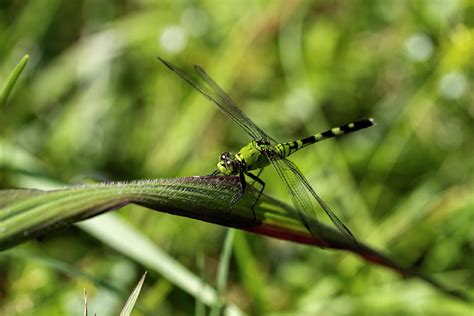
(159, 57, 375, 246)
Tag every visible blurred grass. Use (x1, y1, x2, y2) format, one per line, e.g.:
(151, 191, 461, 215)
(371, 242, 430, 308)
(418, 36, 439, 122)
(1, 0, 473, 315)
(0, 54, 29, 106)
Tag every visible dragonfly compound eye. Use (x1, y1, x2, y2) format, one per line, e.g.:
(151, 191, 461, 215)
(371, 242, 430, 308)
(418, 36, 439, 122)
(226, 159, 239, 173)
(221, 152, 231, 161)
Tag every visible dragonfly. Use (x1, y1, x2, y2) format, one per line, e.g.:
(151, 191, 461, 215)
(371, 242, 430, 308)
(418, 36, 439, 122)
(158, 57, 375, 246)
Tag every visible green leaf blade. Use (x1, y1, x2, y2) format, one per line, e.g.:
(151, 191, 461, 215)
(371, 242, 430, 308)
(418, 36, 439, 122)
(120, 271, 147, 316)
(1, 54, 29, 106)
(0, 176, 469, 302)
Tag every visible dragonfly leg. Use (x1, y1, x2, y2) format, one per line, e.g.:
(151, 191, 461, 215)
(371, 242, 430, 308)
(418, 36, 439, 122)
(245, 172, 265, 221)
(249, 169, 263, 187)
(210, 170, 221, 176)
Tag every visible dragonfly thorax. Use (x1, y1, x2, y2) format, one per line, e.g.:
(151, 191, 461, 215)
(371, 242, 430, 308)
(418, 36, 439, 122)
(217, 152, 243, 176)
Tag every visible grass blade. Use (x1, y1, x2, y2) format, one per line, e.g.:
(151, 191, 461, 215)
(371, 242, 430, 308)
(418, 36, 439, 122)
(210, 229, 235, 316)
(0, 176, 469, 302)
(233, 231, 266, 314)
(120, 271, 147, 316)
(195, 252, 206, 316)
(0, 54, 29, 106)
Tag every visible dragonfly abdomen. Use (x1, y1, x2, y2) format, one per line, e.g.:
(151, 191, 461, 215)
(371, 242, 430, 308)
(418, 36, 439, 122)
(274, 118, 375, 158)
(274, 140, 303, 158)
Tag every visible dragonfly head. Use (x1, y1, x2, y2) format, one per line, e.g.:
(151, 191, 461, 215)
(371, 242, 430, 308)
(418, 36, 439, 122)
(217, 152, 240, 176)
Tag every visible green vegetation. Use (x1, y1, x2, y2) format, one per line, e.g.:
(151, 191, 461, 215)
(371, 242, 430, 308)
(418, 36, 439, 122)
(1, 1, 472, 315)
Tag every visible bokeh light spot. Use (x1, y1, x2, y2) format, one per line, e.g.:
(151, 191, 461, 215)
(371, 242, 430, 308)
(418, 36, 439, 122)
(438, 71, 467, 100)
(160, 25, 188, 53)
(405, 33, 433, 62)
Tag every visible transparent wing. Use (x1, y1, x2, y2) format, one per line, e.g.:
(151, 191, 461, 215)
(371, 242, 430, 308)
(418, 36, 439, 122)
(159, 57, 357, 246)
(193, 65, 278, 144)
(158, 57, 276, 144)
(264, 149, 358, 247)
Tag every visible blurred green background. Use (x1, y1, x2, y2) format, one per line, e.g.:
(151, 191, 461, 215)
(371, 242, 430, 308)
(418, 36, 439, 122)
(1, 0, 473, 315)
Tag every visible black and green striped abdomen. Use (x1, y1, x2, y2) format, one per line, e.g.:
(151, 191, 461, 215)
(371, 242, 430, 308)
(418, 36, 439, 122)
(274, 118, 375, 158)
